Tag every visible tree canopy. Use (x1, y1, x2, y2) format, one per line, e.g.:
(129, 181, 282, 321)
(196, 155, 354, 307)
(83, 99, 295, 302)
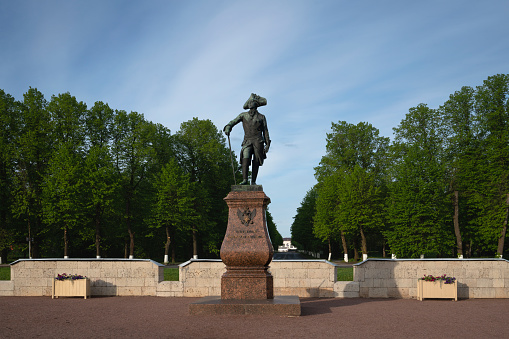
(293, 74, 509, 260)
(0, 87, 281, 263)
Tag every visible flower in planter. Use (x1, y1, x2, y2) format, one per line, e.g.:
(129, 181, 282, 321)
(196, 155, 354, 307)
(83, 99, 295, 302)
(421, 274, 456, 284)
(55, 273, 87, 281)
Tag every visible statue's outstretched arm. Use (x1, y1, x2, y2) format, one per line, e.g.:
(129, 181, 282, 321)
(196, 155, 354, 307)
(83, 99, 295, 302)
(224, 113, 243, 136)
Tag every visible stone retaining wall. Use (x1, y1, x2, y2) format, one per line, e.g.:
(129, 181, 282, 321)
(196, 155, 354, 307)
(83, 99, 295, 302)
(2, 258, 507, 299)
(0, 280, 13, 296)
(354, 258, 509, 299)
(0, 259, 164, 297)
(167, 259, 357, 298)
(0, 258, 357, 298)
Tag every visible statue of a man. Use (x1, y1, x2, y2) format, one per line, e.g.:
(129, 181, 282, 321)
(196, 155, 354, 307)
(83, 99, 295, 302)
(224, 93, 271, 185)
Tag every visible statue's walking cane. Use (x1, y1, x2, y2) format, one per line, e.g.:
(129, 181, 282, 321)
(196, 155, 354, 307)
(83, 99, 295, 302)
(227, 134, 237, 185)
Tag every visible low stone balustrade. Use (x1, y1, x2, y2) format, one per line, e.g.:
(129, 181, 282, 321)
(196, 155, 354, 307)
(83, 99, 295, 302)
(174, 259, 355, 298)
(1, 258, 163, 297)
(354, 258, 509, 299)
(1, 257, 507, 299)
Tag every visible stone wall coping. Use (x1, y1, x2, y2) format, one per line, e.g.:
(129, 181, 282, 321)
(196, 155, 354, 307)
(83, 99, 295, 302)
(10, 258, 165, 267)
(179, 258, 338, 268)
(272, 259, 338, 267)
(179, 259, 222, 268)
(353, 258, 509, 266)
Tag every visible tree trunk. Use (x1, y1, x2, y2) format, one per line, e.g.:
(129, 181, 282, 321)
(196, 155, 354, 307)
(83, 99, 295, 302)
(164, 226, 171, 264)
(353, 238, 359, 262)
(359, 224, 367, 255)
(340, 230, 348, 255)
(192, 229, 198, 259)
(32, 240, 39, 259)
(95, 203, 101, 258)
(129, 228, 135, 258)
(34, 211, 43, 258)
(64, 225, 69, 258)
(124, 239, 128, 259)
(126, 197, 134, 258)
(452, 190, 463, 257)
(171, 226, 176, 263)
(466, 240, 472, 258)
(496, 193, 509, 256)
(27, 218, 32, 259)
(0, 249, 6, 265)
(328, 238, 332, 261)
(171, 240, 176, 264)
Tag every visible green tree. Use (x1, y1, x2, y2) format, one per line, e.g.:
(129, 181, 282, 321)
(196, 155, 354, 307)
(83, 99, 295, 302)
(0, 90, 18, 262)
(291, 187, 325, 255)
(174, 118, 233, 258)
(314, 121, 389, 258)
(83, 145, 117, 258)
(315, 121, 389, 181)
(472, 74, 509, 256)
(150, 159, 196, 264)
(440, 75, 509, 257)
(150, 123, 174, 174)
(85, 101, 114, 148)
(48, 92, 87, 148)
(337, 166, 385, 257)
(441, 85, 477, 257)
(11, 88, 52, 258)
(42, 144, 85, 257)
(83, 101, 116, 258)
(111, 110, 156, 258)
(42, 92, 87, 257)
(386, 104, 454, 257)
(266, 209, 283, 250)
(314, 175, 344, 260)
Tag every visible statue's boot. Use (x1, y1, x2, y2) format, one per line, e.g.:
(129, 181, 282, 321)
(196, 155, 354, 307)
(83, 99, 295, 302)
(251, 159, 259, 185)
(239, 158, 250, 185)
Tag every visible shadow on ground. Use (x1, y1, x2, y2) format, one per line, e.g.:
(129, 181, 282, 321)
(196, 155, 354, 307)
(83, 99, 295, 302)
(300, 297, 398, 316)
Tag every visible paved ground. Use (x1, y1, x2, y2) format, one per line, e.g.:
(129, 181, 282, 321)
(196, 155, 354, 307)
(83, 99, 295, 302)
(1, 297, 508, 338)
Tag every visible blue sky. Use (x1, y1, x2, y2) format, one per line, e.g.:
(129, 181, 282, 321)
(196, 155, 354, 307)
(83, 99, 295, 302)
(1, 1, 508, 238)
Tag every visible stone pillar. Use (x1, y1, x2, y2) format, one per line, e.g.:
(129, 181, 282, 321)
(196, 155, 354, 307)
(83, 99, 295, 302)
(220, 185, 274, 300)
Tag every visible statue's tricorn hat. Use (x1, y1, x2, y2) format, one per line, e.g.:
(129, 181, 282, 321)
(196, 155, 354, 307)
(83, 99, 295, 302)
(243, 93, 267, 110)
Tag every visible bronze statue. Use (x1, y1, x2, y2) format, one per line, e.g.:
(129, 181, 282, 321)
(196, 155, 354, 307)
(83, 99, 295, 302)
(224, 93, 271, 185)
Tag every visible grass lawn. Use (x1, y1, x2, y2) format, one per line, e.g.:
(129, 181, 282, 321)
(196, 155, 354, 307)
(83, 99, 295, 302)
(337, 267, 353, 281)
(0, 266, 11, 280)
(164, 267, 179, 281)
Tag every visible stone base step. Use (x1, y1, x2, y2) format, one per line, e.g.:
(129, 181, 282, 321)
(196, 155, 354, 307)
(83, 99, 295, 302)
(189, 295, 301, 316)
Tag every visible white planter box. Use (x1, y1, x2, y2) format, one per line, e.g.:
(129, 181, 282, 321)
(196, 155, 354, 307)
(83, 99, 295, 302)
(52, 278, 91, 299)
(417, 279, 457, 301)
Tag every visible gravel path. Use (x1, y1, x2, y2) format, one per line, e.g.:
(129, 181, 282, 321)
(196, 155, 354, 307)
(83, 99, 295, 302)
(1, 297, 508, 338)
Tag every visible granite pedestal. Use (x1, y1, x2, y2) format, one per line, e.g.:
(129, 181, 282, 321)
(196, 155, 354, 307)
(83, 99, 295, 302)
(190, 185, 300, 316)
